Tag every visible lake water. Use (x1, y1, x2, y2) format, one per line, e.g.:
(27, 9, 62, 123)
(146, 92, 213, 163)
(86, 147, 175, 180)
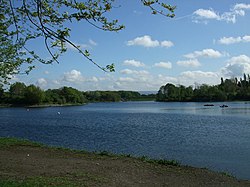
(0, 101, 250, 180)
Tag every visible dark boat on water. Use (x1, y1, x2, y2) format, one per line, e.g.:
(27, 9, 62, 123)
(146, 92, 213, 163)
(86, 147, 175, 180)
(204, 104, 214, 106)
(220, 104, 228, 108)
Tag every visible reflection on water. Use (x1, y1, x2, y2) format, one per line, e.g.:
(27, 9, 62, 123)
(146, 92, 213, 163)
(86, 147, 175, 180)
(0, 101, 250, 180)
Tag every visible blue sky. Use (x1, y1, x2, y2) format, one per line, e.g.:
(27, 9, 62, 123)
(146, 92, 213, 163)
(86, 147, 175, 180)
(15, 0, 250, 91)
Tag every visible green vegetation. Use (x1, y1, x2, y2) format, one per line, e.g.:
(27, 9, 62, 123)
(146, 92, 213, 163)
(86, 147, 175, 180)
(0, 137, 180, 168)
(0, 173, 108, 187)
(95, 151, 180, 167)
(2, 74, 250, 106)
(0, 137, 43, 148)
(157, 74, 250, 102)
(0, 82, 155, 106)
(138, 155, 180, 167)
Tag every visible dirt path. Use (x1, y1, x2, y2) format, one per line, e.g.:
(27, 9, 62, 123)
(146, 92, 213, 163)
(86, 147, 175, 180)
(1, 144, 250, 187)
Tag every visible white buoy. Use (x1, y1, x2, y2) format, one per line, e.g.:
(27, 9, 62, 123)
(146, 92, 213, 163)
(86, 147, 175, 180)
(57, 112, 61, 115)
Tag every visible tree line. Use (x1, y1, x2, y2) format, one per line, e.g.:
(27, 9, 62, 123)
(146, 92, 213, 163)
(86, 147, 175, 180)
(0, 82, 154, 106)
(156, 74, 250, 102)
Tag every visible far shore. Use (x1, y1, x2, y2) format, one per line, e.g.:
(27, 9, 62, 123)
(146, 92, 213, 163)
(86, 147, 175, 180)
(0, 103, 87, 108)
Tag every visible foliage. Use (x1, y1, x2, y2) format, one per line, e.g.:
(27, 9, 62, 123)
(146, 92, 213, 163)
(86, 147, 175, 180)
(24, 84, 44, 105)
(9, 81, 26, 104)
(0, 82, 155, 105)
(0, 0, 175, 83)
(0, 84, 3, 100)
(157, 74, 250, 102)
(0, 137, 43, 147)
(139, 155, 180, 166)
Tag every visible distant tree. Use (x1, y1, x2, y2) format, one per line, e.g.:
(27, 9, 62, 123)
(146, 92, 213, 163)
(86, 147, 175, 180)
(86, 91, 102, 102)
(24, 85, 44, 105)
(44, 89, 62, 104)
(0, 84, 4, 102)
(60, 86, 86, 103)
(184, 86, 193, 101)
(118, 91, 141, 101)
(156, 85, 166, 101)
(100, 91, 121, 102)
(0, 0, 175, 83)
(220, 77, 224, 85)
(9, 82, 26, 104)
(157, 74, 250, 102)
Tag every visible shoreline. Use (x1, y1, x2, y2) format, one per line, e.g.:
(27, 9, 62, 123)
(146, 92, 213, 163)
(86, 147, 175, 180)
(0, 137, 250, 186)
(1, 100, 250, 109)
(0, 103, 87, 108)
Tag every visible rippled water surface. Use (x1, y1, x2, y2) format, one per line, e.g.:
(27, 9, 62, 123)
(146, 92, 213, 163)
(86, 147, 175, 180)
(1, 101, 250, 179)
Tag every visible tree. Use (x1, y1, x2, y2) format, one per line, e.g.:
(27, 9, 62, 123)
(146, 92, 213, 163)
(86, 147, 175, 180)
(60, 86, 86, 103)
(24, 84, 44, 105)
(0, 83, 4, 101)
(0, 0, 175, 83)
(9, 82, 26, 104)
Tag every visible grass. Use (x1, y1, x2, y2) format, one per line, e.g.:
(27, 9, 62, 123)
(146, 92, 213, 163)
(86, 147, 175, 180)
(220, 172, 235, 178)
(0, 137, 90, 155)
(0, 137, 180, 167)
(0, 137, 43, 148)
(138, 155, 180, 167)
(0, 173, 108, 187)
(96, 151, 180, 167)
(0, 177, 77, 187)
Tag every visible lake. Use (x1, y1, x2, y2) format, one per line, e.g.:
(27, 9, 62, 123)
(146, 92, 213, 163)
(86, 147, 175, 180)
(0, 101, 250, 180)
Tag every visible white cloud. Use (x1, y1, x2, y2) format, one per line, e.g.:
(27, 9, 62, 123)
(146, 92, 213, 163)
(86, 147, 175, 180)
(44, 71, 49, 75)
(120, 69, 149, 76)
(36, 78, 47, 88)
(243, 35, 250, 42)
(123, 59, 145, 67)
(66, 42, 88, 50)
(218, 36, 242, 45)
(118, 77, 135, 82)
(127, 35, 173, 48)
(176, 59, 201, 68)
(67, 39, 97, 50)
(63, 69, 84, 82)
(234, 3, 250, 10)
(127, 35, 159, 47)
(180, 71, 220, 86)
(218, 35, 250, 45)
(154, 62, 172, 69)
(120, 69, 134, 74)
(87, 76, 99, 82)
(184, 49, 223, 59)
(52, 80, 60, 85)
(221, 55, 250, 77)
(157, 74, 178, 84)
(193, 9, 220, 20)
(193, 4, 250, 23)
(181, 71, 217, 79)
(161, 40, 174, 48)
(89, 39, 97, 46)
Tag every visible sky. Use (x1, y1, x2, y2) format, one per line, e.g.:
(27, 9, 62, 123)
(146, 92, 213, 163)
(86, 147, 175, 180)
(14, 0, 250, 91)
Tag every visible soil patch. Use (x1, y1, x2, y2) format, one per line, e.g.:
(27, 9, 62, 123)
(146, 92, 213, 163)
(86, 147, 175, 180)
(0, 139, 250, 186)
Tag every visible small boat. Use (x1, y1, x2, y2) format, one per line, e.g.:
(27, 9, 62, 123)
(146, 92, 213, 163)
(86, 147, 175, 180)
(220, 104, 228, 108)
(204, 104, 214, 106)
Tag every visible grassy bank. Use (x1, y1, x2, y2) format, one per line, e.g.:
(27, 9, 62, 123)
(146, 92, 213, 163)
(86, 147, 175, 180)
(0, 137, 249, 187)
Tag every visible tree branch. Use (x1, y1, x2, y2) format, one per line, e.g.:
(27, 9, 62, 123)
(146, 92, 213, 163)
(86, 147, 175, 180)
(8, 0, 19, 42)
